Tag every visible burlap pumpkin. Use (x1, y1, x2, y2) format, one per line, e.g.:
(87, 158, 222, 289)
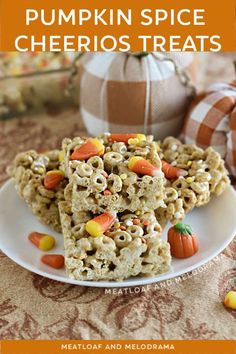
(78, 52, 196, 139)
(182, 82, 236, 177)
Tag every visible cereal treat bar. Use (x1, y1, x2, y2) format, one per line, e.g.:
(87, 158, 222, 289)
(156, 137, 230, 226)
(8, 150, 68, 232)
(61, 134, 165, 214)
(61, 133, 155, 177)
(59, 202, 171, 282)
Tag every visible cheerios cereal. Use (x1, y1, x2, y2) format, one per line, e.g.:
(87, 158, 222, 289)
(156, 137, 230, 225)
(8, 150, 67, 232)
(62, 135, 165, 214)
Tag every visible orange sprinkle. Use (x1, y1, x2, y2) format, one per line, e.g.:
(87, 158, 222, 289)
(143, 220, 150, 226)
(141, 238, 147, 244)
(102, 171, 109, 178)
(120, 226, 127, 231)
(133, 218, 141, 225)
(103, 189, 112, 196)
(105, 232, 113, 237)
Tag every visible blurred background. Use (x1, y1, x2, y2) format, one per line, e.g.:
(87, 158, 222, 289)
(0, 51, 235, 185)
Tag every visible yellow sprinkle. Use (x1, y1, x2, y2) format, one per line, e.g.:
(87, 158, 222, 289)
(37, 167, 45, 175)
(137, 134, 146, 142)
(128, 138, 139, 145)
(58, 151, 65, 162)
(187, 161, 193, 167)
(120, 173, 127, 180)
(155, 143, 161, 152)
(114, 222, 120, 229)
(186, 177, 194, 183)
(135, 210, 141, 216)
(224, 291, 236, 310)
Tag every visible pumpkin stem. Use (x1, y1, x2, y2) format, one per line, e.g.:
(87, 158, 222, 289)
(174, 223, 193, 235)
(130, 52, 150, 58)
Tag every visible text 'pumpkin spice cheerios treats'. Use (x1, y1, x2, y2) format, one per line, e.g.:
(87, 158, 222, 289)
(156, 137, 230, 227)
(7, 149, 68, 232)
(61, 133, 166, 214)
(59, 201, 171, 281)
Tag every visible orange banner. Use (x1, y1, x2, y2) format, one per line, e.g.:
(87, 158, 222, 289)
(0, 0, 235, 51)
(1, 340, 236, 354)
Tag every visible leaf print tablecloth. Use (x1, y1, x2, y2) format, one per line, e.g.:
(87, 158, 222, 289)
(0, 53, 236, 340)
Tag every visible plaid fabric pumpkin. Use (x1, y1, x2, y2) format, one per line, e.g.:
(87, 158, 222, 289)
(182, 82, 236, 177)
(78, 52, 196, 140)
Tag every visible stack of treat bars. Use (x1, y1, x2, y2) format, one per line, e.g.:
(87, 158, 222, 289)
(8, 133, 230, 281)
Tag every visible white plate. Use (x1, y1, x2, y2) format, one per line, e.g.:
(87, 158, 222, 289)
(0, 180, 236, 288)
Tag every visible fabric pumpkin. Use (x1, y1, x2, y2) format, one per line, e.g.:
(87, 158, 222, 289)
(78, 52, 196, 140)
(182, 82, 236, 177)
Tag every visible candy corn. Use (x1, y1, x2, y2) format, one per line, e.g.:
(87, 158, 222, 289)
(43, 170, 64, 190)
(70, 138, 105, 161)
(85, 212, 116, 237)
(224, 291, 236, 310)
(109, 134, 146, 144)
(28, 232, 55, 251)
(41, 254, 64, 269)
(128, 156, 163, 177)
(161, 160, 188, 179)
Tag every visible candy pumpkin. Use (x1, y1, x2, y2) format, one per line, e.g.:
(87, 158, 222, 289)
(182, 81, 236, 177)
(167, 223, 199, 259)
